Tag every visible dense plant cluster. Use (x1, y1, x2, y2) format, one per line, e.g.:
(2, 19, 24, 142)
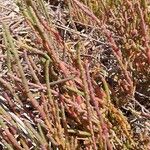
(0, 0, 149, 149)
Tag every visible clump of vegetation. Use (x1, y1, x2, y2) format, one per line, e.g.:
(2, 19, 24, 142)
(0, 0, 149, 149)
